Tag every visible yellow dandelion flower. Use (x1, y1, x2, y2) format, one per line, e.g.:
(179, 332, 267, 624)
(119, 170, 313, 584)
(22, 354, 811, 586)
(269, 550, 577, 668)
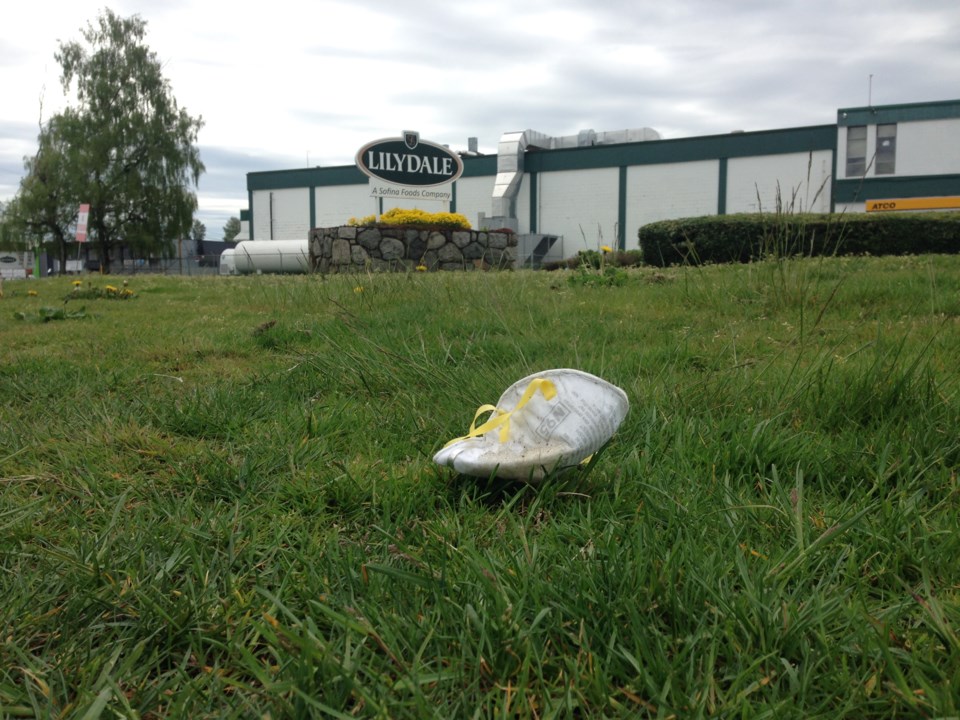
(353, 286, 364, 294)
(105, 285, 118, 293)
(28, 290, 38, 296)
(601, 245, 613, 253)
(416, 264, 427, 272)
(72, 280, 83, 286)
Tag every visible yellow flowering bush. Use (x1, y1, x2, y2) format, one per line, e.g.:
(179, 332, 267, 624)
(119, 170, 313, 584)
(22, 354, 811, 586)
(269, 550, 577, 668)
(347, 214, 378, 226)
(348, 208, 471, 230)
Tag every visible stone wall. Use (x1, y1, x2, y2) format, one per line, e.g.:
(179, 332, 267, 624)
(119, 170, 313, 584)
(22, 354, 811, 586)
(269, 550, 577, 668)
(309, 226, 517, 273)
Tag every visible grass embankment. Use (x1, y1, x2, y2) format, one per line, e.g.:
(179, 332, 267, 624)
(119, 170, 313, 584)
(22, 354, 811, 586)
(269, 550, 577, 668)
(1, 256, 959, 718)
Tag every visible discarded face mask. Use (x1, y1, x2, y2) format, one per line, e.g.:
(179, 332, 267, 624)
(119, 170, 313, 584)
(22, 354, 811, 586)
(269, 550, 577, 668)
(433, 369, 629, 481)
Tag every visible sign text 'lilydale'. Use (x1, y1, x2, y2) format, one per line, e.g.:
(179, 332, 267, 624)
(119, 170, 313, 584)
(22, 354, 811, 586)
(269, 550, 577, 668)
(355, 132, 463, 188)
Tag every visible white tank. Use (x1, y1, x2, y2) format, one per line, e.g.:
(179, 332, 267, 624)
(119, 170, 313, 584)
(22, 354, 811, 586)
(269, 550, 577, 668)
(219, 248, 236, 275)
(232, 239, 310, 274)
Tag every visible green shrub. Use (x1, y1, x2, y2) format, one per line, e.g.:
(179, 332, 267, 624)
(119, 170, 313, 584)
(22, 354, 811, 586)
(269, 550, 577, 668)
(638, 212, 960, 267)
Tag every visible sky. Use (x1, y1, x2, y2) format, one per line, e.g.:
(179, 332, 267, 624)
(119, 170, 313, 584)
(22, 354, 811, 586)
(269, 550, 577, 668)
(2, 0, 959, 239)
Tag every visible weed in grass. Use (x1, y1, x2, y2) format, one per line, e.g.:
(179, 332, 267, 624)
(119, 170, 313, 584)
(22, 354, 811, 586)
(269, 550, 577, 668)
(13, 305, 89, 322)
(750, 160, 849, 340)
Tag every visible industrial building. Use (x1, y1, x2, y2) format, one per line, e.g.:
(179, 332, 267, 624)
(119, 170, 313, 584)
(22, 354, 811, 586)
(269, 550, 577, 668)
(242, 98, 960, 266)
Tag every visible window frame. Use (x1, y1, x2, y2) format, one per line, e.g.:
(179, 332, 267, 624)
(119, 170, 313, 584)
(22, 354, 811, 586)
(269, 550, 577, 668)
(845, 125, 868, 177)
(875, 123, 897, 175)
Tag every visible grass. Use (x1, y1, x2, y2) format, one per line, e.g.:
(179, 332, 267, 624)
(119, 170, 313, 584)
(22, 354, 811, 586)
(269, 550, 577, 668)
(1, 255, 959, 718)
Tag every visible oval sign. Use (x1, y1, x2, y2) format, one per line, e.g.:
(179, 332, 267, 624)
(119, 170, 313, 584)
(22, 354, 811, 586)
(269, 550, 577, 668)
(355, 133, 463, 188)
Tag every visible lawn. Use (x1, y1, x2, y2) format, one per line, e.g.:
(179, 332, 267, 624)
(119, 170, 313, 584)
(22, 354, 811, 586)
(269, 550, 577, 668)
(1, 255, 958, 718)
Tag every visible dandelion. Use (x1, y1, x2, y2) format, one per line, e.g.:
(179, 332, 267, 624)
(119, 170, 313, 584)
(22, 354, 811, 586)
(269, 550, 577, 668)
(416, 264, 427, 272)
(353, 286, 364, 294)
(600, 245, 613, 253)
(27, 290, 38, 296)
(72, 280, 82, 287)
(105, 285, 118, 293)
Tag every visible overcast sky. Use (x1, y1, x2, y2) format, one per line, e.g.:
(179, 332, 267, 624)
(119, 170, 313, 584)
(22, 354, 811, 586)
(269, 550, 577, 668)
(2, 0, 959, 239)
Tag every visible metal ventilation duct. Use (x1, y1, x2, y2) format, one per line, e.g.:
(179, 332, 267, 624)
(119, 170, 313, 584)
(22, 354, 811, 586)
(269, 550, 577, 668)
(490, 130, 553, 219)
(488, 126, 661, 228)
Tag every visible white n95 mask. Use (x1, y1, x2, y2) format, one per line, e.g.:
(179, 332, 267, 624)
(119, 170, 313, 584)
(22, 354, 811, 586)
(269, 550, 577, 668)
(433, 369, 629, 481)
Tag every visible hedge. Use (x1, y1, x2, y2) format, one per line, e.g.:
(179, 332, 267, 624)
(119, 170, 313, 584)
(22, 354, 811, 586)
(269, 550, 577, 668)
(637, 212, 960, 267)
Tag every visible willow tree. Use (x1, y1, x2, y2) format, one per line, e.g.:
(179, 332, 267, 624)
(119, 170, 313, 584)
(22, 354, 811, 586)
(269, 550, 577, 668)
(9, 114, 83, 273)
(55, 9, 204, 271)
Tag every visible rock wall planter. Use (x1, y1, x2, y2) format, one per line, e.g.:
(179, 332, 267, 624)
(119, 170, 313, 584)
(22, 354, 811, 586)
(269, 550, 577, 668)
(309, 226, 517, 273)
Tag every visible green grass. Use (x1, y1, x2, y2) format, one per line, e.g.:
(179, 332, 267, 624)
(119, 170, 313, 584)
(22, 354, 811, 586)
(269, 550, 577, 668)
(1, 256, 959, 718)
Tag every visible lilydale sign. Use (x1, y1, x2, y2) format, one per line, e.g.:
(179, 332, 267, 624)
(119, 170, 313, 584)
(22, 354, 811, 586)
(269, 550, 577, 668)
(356, 131, 463, 188)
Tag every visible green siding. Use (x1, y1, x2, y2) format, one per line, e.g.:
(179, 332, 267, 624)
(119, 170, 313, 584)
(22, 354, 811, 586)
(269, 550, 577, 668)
(523, 125, 836, 173)
(245, 126, 836, 192)
(246, 156, 493, 192)
(838, 99, 960, 127)
(835, 174, 960, 204)
(459, 155, 498, 177)
(248, 165, 367, 191)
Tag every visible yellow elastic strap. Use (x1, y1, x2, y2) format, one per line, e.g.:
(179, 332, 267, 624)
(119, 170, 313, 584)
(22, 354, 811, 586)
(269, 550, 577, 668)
(444, 378, 557, 447)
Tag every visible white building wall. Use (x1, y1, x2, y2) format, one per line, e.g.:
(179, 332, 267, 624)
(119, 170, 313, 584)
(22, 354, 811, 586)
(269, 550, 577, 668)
(315, 185, 373, 227)
(626, 160, 719, 249)
(251, 192, 270, 240)
(537, 168, 619, 254)
(251, 188, 310, 240)
(455, 176, 495, 229)
(515, 174, 532, 235)
(381, 194, 451, 214)
(892, 119, 960, 176)
(834, 202, 862, 215)
(727, 151, 832, 214)
(311, 178, 498, 230)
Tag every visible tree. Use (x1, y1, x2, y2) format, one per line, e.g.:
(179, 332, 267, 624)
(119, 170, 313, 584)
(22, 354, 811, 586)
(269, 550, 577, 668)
(222, 216, 241, 242)
(190, 219, 206, 254)
(0, 200, 21, 250)
(54, 9, 204, 272)
(7, 114, 83, 273)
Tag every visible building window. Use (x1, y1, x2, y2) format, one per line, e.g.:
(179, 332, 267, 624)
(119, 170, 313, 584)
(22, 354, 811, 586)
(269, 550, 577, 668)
(845, 125, 867, 177)
(876, 123, 897, 175)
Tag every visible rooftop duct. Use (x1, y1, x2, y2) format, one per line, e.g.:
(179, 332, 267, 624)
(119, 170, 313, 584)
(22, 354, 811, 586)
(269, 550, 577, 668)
(485, 126, 661, 231)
